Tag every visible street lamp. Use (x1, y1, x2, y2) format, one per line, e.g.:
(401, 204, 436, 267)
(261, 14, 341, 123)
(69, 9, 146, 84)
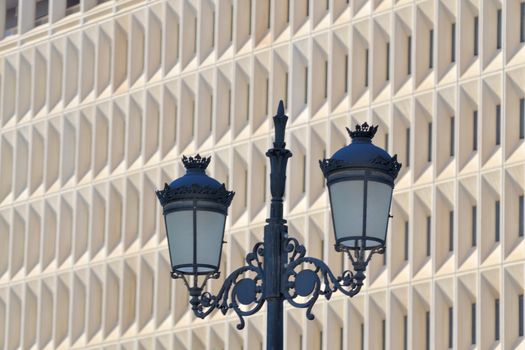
(156, 154, 234, 278)
(156, 101, 401, 350)
(320, 123, 401, 254)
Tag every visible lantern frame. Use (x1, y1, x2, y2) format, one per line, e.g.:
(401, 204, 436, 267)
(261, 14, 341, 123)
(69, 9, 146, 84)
(319, 123, 401, 253)
(156, 155, 234, 277)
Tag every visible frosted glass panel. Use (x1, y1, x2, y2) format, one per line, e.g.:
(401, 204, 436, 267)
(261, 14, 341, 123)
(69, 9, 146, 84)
(365, 181, 392, 243)
(165, 210, 193, 272)
(196, 210, 226, 272)
(329, 180, 364, 245)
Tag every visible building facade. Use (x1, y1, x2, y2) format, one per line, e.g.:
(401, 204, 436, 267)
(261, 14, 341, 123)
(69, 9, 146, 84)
(0, 0, 524, 349)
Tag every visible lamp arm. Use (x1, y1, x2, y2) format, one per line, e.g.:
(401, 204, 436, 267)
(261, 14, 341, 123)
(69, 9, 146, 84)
(185, 242, 266, 330)
(282, 237, 383, 321)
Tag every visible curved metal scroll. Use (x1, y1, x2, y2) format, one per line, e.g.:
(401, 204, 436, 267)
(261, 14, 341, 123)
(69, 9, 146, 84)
(185, 242, 266, 330)
(282, 237, 382, 321)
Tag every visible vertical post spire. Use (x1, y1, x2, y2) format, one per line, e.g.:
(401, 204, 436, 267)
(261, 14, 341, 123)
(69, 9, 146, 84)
(273, 100, 288, 149)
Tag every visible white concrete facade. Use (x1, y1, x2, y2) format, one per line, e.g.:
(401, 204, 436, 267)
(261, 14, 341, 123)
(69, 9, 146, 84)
(0, 0, 524, 349)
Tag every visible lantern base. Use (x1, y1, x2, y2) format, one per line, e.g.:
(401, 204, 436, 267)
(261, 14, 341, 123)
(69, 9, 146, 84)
(335, 236, 385, 251)
(172, 263, 219, 276)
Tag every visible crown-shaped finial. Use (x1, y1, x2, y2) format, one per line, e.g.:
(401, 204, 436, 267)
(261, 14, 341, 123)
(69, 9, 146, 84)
(346, 122, 378, 139)
(182, 154, 211, 170)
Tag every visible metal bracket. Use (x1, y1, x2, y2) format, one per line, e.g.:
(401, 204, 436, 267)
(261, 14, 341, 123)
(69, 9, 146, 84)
(281, 237, 383, 321)
(182, 242, 266, 330)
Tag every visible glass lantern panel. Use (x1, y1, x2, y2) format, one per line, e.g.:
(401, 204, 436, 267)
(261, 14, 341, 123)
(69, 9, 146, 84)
(165, 210, 193, 272)
(196, 210, 226, 273)
(329, 180, 364, 245)
(365, 180, 393, 243)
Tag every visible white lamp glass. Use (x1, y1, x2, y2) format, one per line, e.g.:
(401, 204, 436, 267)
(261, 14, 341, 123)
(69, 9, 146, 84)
(165, 210, 194, 273)
(329, 180, 364, 246)
(365, 180, 393, 245)
(196, 210, 226, 272)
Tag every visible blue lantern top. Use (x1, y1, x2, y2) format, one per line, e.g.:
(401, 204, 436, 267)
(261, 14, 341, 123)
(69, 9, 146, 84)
(156, 154, 235, 207)
(319, 123, 401, 180)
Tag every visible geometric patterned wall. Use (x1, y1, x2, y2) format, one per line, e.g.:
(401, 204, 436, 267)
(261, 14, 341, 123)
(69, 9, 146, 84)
(0, 0, 524, 349)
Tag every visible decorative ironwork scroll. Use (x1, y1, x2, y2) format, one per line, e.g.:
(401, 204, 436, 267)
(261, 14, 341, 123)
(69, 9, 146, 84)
(175, 242, 266, 330)
(282, 237, 383, 321)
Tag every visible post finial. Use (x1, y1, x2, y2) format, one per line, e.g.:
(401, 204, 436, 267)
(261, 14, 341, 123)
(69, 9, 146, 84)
(277, 100, 285, 116)
(273, 100, 288, 148)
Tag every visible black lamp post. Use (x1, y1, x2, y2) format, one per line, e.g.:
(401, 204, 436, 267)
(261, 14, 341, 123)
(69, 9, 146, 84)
(156, 101, 401, 350)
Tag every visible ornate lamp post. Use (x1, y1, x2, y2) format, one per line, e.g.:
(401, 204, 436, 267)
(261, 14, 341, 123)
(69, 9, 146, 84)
(156, 101, 401, 350)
